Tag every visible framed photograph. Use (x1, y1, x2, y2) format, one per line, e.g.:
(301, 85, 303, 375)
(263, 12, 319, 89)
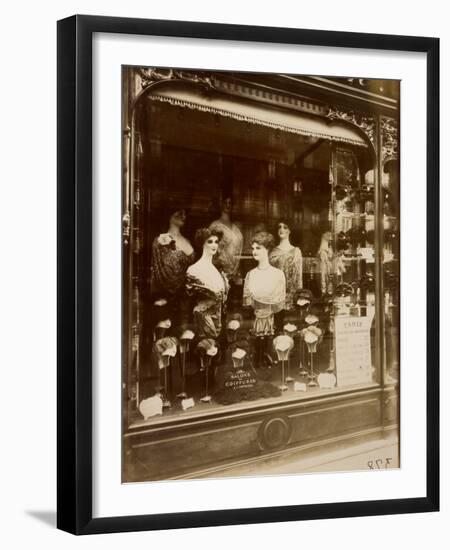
(57, 15, 439, 534)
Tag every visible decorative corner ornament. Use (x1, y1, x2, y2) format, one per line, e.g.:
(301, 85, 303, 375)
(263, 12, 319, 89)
(381, 116, 399, 164)
(138, 67, 216, 91)
(326, 106, 375, 147)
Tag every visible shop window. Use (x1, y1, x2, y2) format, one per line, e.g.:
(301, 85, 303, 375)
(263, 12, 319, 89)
(126, 96, 395, 424)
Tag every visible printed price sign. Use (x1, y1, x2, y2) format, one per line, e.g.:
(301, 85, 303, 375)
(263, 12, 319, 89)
(335, 308, 375, 387)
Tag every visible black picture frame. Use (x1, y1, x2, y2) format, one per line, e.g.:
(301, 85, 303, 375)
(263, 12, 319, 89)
(57, 14, 439, 535)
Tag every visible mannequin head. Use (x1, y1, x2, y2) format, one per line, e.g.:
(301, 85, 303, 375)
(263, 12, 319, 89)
(220, 196, 233, 217)
(276, 218, 296, 243)
(158, 206, 187, 235)
(195, 228, 221, 258)
(318, 231, 333, 254)
(169, 208, 186, 228)
(251, 231, 275, 263)
(321, 231, 332, 244)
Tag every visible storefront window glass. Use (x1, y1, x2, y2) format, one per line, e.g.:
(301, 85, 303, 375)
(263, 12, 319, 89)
(121, 69, 402, 483)
(124, 95, 392, 423)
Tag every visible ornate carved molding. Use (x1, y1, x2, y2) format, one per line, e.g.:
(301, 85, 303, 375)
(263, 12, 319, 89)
(136, 70, 397, 160)
(381, 116, 398, 164)
(137, 68, 330, 118)
(214, 79, 328, 117)
(326, 106, 375, 147)
(138, 67, 215, 91)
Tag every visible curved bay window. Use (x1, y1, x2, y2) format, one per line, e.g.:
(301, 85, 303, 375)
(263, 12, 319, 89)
(122, 68, 400, 482)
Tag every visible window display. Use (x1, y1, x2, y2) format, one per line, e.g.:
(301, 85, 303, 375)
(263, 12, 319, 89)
(122, 66, 400, 481)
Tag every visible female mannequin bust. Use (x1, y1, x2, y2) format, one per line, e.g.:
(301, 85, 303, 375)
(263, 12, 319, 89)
(186, 228, 228, 339)
(269, 219, 303, 311)
(243, 232, 286, 337)
(317, 231, 333, 295)
(150, 208, 194, 297)
(210, 196, 243, 278)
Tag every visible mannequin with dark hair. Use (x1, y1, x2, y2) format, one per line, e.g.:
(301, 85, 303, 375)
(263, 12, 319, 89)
(149, 207, 195, 337)
(150, 208, 194, 297)
(186, 228, 228, 339)
(269, 218, 303, 315)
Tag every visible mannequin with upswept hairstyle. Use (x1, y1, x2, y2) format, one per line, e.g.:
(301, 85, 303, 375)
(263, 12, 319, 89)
(186, 228, 229, 340)
(243, 231, 286, 368)
(150, 207, 194, 298)
(269, 218, 303, 311)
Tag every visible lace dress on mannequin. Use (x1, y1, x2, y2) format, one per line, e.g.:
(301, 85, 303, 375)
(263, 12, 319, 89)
(243, 265, 286, 336)
(150, 208, 195, 328)
(269, 247, 303, 310)
(186, 260, 229, 339)
(150, 234, 194, 297)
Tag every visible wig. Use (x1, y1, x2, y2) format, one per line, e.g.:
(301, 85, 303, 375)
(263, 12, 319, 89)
(251, 231, 276, 252)
(273, 217, 300, 245)
(156, 205, 188, 234)
(194, 227, 222, 250)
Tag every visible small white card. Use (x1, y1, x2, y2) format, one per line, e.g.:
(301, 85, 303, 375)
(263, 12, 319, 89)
(294, 382, 307, 392)
(317, 372, 337, 389)
(181, 397, 195, 410)
(139, 395, 163, 419)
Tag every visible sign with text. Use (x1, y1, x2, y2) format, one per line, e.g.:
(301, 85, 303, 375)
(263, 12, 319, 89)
(334, 308, 375, 387)
(223, 369, 257, 391)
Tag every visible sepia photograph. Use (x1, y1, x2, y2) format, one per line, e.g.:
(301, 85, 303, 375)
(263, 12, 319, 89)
(121, 66, 400, 483)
